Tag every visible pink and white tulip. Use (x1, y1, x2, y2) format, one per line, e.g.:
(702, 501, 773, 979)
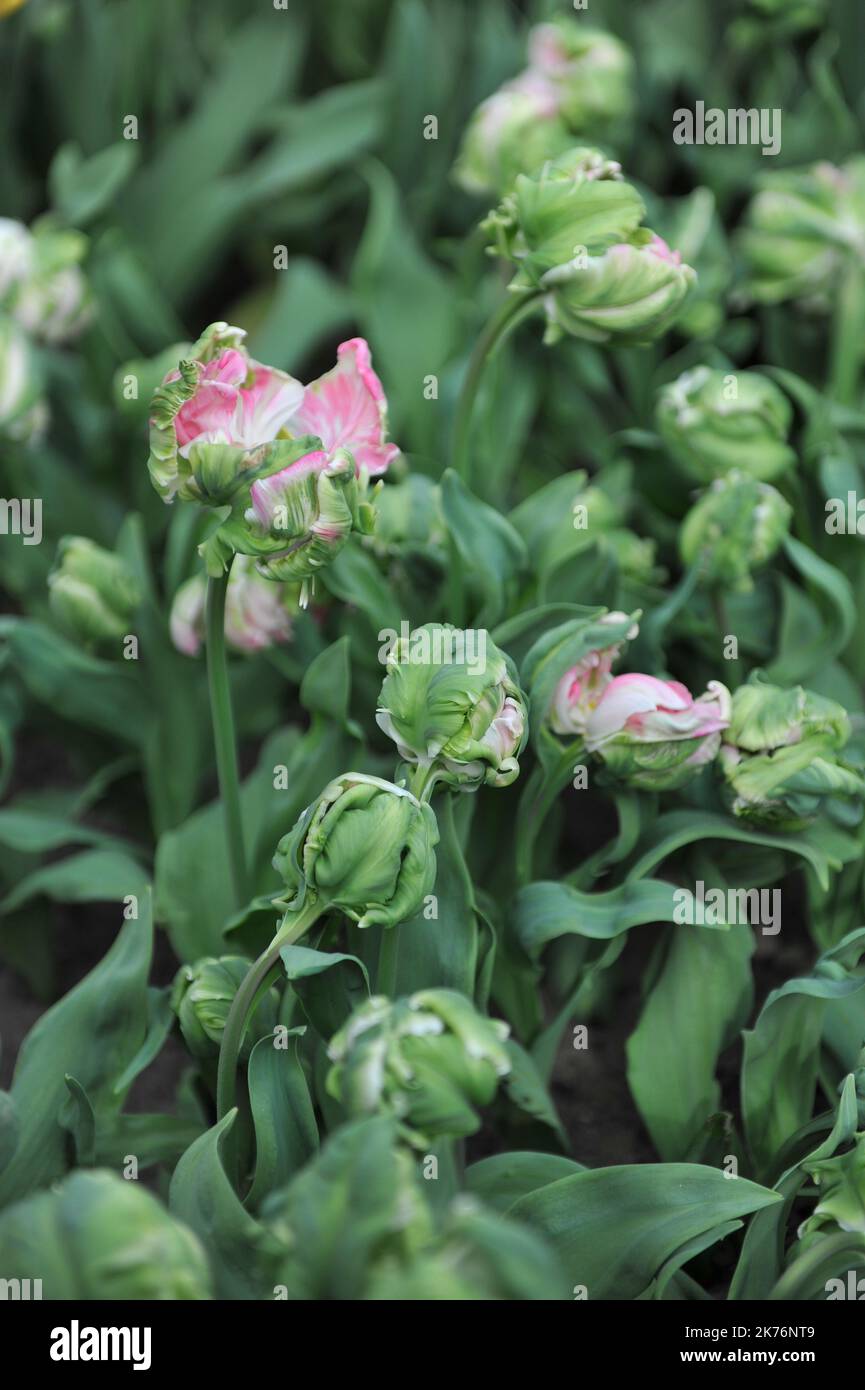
(549, 612, 637, 737)
(585, 675, 731, 751)
(170, 555, 295, 658)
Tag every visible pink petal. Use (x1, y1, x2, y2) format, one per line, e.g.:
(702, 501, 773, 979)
(292, 338, 399, 478)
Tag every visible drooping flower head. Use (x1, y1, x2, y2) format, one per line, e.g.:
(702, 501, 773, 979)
(719, 678, 865, 829)
(273, 773, 439, 930)
(548, 612, 638, 737)
(376, 623, 528, 792)
(679, 472, 792, 591)
(585, 673, 731, 790)
(171, 955, 278, 1062)
(483, 148, 695, 346)
(326, 989, 511, 1145)
(657, 366, 797, 484)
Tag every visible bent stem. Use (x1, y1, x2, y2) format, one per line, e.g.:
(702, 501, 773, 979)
(377, 927, 400, 997)
(452, 291, 541, 488)
(216, 902, 322, 1125)
(206, 560, 249, 908)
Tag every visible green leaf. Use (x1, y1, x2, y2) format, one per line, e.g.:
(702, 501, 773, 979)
(1, 848, 149, 915)
(627, 924, 754, 1160)
(279, 945, 370, 1041)
(299, 636, 360, 736)
(466, 1152, 586, 1213)
(439, 469, 527, 627)
(624, 809, 839, 891)
(169, 1110, 274, 1300)
(502, 1040, 566, 1144)
(0, 897, 153, 1207)
(246, 1029, 319, 1210)
(766, 535, 856, 683)
(49, 140, 138, 226)
(510, 1163, 780, 1299)
(741, 929, 865, 1177)
(514, 878, 710, 958)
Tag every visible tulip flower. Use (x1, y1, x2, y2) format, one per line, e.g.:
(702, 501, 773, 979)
(376, 623, 528, 793)
(48, 536, 141, 645)
(171, 955, 278, 1062)
(719, 679, 865, 829)
(680, 472, 792, 591)
(540, 232, 696, 345)
(798, 1134, 865, 1248)
(657, 366, 797, 484)
(170, 554, 296, 657)
(0, 219, 91, 345)
(585, 673, 732, 790)
(326, 989, 511, 1144)
(454, 21, 634, 197)
(147, 321, 304, 503)
(548, 612, 638, 737)
(0, 1170, 211, 1300)
(273, 772, 439, 930)
(0, 314, 47, 444)
(739, 159, 865, 309)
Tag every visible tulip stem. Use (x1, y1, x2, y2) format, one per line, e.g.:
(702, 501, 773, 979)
(206, 562, 249, 909)
(452, 291, 542, 488)
(216, 903, 321, 1128)
(377, 927, 400, 997)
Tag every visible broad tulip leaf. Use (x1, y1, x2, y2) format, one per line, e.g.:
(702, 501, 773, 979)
(247, 1028, 319, 1210)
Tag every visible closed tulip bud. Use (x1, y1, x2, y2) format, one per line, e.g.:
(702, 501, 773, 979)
(171, 955, 278, 1061)
(376, 623, 528, 792)
(657, 366, 797, 484)
(48, 536, 141, 645)
(527, 20, 634, 140)
(540, 232, 696, 345)
(326, 989, 511, 1144)
(585, 673, 731, 790)
(273, 773, 438, 930)
(0, 1169, 211, 1300)
(0, 314, 47, 444)
(7, 222, 92, 345)
(0, 218, 35, 304)
(739, 159, 865, 308)
(680, 472, 792, 591)
(170, 554, 296, 657)
(719, 679, 864, 829)
(548, 612, 638, 737)
(147, 321, 304, 503)
(482, 146, 643, 281)
(454, 83, 573, 197)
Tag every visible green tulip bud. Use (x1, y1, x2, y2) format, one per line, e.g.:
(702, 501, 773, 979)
(0, 314, 47, 445)
(273, 773, 438, 929)
(171, 955, 279, 1061)
(48, 536, 141, 645)
(720, 678, 865, 829)
(9, 220, 92, 345)
(656, 366, 797, 484)
(376, 623, 528, 792)
(326, 989, 511, 1144)
(680, 472, 792, 591)
(454, 87, 574, 198)
(540, 230, 696, 345)
(482, 147, 644, 283)
(0, 1169, 211, 1300)
(738, 158, 865, 309)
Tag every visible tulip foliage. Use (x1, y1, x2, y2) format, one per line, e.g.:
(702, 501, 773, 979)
(2, 0, 865, 1307)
